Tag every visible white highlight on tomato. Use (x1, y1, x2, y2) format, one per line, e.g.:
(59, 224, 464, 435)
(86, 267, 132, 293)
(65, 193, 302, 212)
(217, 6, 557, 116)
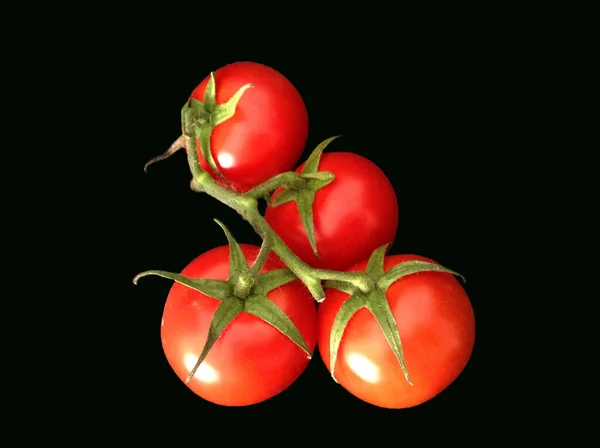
(217, 153, 234, 168)
(347, 353, 379, 383)
(184, 353, 219, 383)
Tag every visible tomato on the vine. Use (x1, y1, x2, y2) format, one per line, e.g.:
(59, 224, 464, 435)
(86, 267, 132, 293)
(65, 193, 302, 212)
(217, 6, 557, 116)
(264, 151, 399, 271)
(189, 61, 309, 192)
(317, 254, 475, 409)
(160, 244, 317, 406)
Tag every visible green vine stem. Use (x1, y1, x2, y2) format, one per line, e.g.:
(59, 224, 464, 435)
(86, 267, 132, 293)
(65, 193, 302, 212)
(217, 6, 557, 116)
(244, 172, 304, 199)
(184, 134, 370, 301)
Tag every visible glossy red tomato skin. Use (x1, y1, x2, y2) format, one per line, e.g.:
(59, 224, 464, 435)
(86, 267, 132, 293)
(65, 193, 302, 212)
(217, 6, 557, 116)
(190, 61, 309, 192)
(317, 254, 475, 409)
(264, 152, 399, 271)
(161, 244, 317, 406)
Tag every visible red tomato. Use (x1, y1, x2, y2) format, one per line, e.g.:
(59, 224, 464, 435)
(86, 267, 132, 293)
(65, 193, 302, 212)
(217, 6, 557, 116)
(190, 61, 309, 192)
(264, 152, 399, 271)
(317, 254, 475, 409)
(161, 244, 317, 406)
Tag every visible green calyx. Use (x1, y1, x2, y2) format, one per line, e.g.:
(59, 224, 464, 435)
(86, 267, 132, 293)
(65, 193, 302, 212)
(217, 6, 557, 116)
(323, 245, 465, 384)
(268, 136, 340, 257)
(133, 219, 311, 383)
(143, 72, 252, 182)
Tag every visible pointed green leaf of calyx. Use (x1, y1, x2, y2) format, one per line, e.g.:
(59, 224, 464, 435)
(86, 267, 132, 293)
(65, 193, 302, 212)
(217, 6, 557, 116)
(245, 293, 311, 357)
(203, 72, 217, 112)
(270, 187, 300, 207)
(365, 244, 388, 279)
(286, 136, 340, 257)
(377, 260, 465, 291)
(212, 83, 253, 125)
(253, 268, 297, 295)
(366, 290, 413, 385)
(329, 293, 366, 382)
(213, 219, 250, 282)
(181, 100, 193, 136)
(197, 122, 229, 185)
(302, 171, 336, 184)
(301, 172, 333, 181)
(305, 172, 335, 194)
(186, 298, 244, 383)
(302, 135, 341, 174)
(186, 98, 211, 122)
(323, 280, 357, 295)
(133, 270, 232, 298)
(297, 190, 320, 257)
(181, 99, 209, 143)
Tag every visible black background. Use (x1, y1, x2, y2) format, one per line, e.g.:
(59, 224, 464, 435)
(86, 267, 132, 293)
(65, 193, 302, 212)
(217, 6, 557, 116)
(108, 19, 515, 438)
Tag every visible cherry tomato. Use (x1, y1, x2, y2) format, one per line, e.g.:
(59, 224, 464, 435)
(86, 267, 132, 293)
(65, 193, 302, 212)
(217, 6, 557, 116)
(264, 152, 399, 271)
(190, 61, 309, 192)
(161, 244, 317, 406)
(317, 254, 475, 409)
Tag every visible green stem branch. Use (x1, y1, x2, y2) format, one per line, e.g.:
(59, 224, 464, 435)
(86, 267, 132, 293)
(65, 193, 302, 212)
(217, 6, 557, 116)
(189, 166, 370, 301)
(250, 236, 273, 276)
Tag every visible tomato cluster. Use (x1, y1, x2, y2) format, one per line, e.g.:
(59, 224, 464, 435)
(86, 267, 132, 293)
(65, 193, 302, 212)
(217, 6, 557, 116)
(137, 61, 475, 409)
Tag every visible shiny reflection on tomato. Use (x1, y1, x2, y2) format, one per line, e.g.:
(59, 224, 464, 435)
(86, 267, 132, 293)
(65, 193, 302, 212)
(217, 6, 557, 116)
(217, 152, 234, 168)
(347, 353, 380, 383)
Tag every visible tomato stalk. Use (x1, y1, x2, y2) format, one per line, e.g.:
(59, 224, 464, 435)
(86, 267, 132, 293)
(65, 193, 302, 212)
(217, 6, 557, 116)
(142, 75, 371, 301)
(190, 171, 370, 301)
(143, 135, 186, 173)
(249, 235, 272, 276)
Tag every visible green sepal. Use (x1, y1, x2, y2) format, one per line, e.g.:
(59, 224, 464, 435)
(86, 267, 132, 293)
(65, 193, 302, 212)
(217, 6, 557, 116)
(328, 246, 466, 385)
(297, 190, 320, 257)
(302, 135, 340, 174)
(378, 259, 465, 291)
(245, 293, 311, 358)
(248, 268, 310, 357)
(203, 73, 217, 112)
(365, 244, 388, 279)
(302, 171, 336, 182)
(197, 122, 225, 185)
(212, 83, 253, 124)
(253, 268, 297, 295)
(213, 218, 250, 282)
(251, 268, 311, 357)
(329, 293, 366, 382)
(306, 173, 335, 194)
(186, 298, 244, 383)
(366, 290, 412, 385)
(270, 187, 299, 207)
(186, 98, 211, 122)
(133, 270, 231, 299)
